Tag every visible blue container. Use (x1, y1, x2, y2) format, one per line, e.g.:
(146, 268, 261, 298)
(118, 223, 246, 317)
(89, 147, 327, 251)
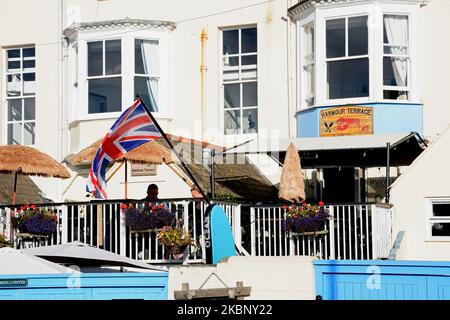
(0, 272, 168, 300)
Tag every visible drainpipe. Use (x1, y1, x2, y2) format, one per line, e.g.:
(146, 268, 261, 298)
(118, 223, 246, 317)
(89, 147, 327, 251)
(200, 28, 208, 143)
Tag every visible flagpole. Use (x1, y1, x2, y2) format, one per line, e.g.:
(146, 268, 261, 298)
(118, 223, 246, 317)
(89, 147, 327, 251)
(136, 96, 211, 204)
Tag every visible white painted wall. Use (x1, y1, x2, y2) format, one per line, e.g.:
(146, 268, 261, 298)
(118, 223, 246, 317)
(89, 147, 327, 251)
(168, 256, 315, 300)
(0, 0, 292, 201)
(390, 125, 450, 260)
(417, 0, 450, 140)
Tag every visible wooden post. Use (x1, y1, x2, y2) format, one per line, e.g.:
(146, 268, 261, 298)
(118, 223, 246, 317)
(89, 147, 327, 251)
(12, 171, 18, 205)
(124, 160, 128, 200)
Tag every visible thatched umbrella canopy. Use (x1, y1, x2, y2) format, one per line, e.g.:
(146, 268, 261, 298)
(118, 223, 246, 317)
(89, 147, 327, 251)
(0, 145, 70, 178)
(0, 145, 70, 204)
(70, 139, 173, 166)
(278, 143, 306, 204)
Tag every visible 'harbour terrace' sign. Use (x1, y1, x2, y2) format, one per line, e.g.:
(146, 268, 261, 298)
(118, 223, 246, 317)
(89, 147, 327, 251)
(320, 106, 373, 137)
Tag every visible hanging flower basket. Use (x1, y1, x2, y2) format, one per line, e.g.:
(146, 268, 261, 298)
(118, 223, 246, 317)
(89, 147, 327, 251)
(157, 226, 194, 257)
(282, 202, 330, 235)
(122, 203, 176, 232)
(12, 205, 57, 236)
(166, 244, 189, 256)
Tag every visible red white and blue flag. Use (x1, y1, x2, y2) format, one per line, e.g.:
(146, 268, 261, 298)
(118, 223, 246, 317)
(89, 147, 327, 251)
(86, 98, 162, 199)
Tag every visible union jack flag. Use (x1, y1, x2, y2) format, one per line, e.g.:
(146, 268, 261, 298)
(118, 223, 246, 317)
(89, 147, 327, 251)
(86, 98, 162, 199)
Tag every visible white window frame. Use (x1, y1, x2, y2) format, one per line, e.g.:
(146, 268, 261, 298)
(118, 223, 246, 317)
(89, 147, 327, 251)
(425, 197, 450, 242)
(382, 13, 411, 102)
(86, 38, 123, 114)
(72, 28, 169, 123)
(220, 25, 259, 138)
(3, 46, 36, 145)
(297, 1, 419, 109)
(299, 17, 316, 110)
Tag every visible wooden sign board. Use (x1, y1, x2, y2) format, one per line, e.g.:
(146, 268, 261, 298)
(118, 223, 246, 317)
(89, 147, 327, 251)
(320, 106, 373, 137)
(131, 163, 157, 176)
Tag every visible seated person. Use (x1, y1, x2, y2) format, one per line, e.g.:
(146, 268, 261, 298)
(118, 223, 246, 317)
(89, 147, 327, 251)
(143, 184, 168, 208)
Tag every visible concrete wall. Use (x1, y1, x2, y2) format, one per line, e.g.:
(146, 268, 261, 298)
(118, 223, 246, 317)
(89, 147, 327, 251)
(390, 125, 450, 260)
(168, 256, 315, 300)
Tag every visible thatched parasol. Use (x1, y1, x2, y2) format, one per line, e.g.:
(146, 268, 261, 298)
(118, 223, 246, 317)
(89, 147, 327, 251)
(70, 139, 173, 166)
(69, 139, 194, 199)
(0, 145, 70, 204)
(278, 143, 306, 204)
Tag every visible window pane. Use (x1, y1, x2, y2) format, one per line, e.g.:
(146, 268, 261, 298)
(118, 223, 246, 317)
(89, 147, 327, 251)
(223, 55, 239, 67)
(8, 123, 22, 145)
(105, 40, 121, 75)
(134, 76, 158, 112)
(135, 39, 159, 75)
(243, 82, 257, 107)
(88, 77, 122, 113)
(24, 98, 35, 120)
(7, 74, 21, 96)
(327, 58, 369, 99)
(384, 15, 408, 48)
(8, 60, 20, 71)
(88, 41, 103, 77)
(433, 203, 450, 217)
(23, 122, 35, 145)
(23, 47, 35, 58)
(348, 16, 368, 56)
(224, 110, 240, 135)
(224, 84, 240, 108)
(223, 30, 239, 55)
(243, 108, 257, 133)
(23, 60, 35, 70)
(326, 18, 345, 58)
(384, 57, 408, 87)
(23, 73, 36, 96)
(8, 99, 22, 121)
(241, 28, 257, 53)
(383, 90, 408, 100)
(242, 55, 257, 65)
(7, 49, 20, 59)
(432, 223, 450, 237)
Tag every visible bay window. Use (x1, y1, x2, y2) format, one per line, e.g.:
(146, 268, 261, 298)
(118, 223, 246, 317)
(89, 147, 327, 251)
(294, 2, 417, 108)
(64, 20, 171, 121)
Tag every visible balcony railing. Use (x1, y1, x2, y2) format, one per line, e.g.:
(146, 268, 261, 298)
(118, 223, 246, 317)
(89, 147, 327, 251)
(0, 200, 393, 263)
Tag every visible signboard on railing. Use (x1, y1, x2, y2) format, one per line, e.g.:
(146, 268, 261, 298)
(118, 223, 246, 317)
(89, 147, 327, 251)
(320, 106, 373, 137)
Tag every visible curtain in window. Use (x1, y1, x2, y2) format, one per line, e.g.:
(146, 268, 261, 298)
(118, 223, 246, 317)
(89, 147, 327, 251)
(384, 15, 408, 87)
(140, 40, 158, 111)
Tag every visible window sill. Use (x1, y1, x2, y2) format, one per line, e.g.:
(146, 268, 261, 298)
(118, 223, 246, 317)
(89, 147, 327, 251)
(68, 112, 172, 127)
(425, 237, 450, 242)
(297, 99, 423, 112)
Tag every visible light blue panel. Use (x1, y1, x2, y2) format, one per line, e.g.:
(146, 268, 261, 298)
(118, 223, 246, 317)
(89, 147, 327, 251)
(315, 260, 450, 300)
(210, 205, 236, 264)
(0, 272, 168, 300)
(373, 103, 422, 135)
(296, 103, 423, 138)
(297, 108, 319, 138)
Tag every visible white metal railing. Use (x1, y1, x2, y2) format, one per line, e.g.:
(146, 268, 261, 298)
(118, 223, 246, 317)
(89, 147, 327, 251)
(249, 204, 393, 260)
(1, 200, 244, 264)
(1, 201, 392, 262)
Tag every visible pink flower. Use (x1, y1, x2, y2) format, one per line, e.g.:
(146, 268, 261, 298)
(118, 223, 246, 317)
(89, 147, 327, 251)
(319, 201, 325, 206)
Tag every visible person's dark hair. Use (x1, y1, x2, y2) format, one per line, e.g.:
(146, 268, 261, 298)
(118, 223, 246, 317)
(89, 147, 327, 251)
(147, 184, 158, 193)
